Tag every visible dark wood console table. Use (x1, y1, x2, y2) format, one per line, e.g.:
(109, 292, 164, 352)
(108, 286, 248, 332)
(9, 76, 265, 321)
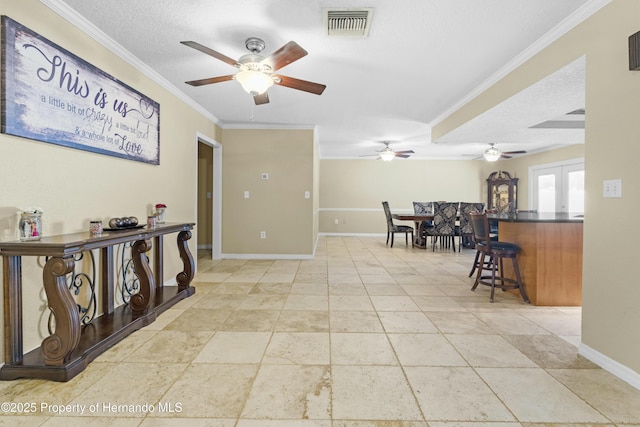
(0, 222, 196, 381)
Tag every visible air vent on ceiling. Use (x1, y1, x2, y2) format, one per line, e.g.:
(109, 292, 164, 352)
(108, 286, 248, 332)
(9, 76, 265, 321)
(529, 109, 585, 129)
(325, 8, 373, 37)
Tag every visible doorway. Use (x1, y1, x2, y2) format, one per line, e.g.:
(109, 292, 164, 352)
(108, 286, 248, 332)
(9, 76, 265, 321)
(196, 134, 222, 260)
(530, 158, 584, 213)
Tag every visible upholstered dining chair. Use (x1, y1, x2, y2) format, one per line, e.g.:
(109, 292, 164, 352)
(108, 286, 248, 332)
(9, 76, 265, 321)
(413, 201, 434, 243)
(412, 201, 433, 215)
(458, 202, 485, 251)
(424, 202, 458, 251)
(468, 212, 530, 303)
(382, 201, 414, 248)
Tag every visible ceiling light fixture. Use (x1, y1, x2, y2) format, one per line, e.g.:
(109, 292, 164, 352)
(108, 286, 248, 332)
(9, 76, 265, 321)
(233, 37, 274, 95)
(379, 148, 396, 161)
(483, 145, 502, 162)
(234, 69, 274, 95)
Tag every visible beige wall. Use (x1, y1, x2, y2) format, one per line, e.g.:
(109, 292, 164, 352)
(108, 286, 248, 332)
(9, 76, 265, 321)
(0, 0, 219, 359)
(221, 128, 316, 256)
(319, 159, 485, 234)
(435, 1, 640, 377)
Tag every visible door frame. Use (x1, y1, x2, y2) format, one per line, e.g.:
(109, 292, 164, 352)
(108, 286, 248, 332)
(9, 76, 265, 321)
(196, 132, 222, 259)
(528, 157, 584, 213)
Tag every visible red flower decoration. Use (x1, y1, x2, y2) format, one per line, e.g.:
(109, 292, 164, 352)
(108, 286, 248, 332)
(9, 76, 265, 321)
(155, 203, 167, 208)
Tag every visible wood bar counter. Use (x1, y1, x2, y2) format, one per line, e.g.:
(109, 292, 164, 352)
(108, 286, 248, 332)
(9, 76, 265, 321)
(489, 212, 583, 306)
(0, 222, 196, 381)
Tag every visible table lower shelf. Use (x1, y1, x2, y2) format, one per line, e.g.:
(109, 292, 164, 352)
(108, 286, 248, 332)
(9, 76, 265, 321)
(0, 285, 195, 382)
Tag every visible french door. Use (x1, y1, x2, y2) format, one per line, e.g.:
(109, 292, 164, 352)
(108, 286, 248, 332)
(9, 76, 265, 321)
(530, 159, 584, 213)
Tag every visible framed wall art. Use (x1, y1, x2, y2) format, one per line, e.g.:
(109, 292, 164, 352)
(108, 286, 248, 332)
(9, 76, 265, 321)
(1, 16, 160, 165)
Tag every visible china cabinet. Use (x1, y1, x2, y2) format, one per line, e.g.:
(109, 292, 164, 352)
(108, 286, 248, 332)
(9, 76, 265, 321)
(487, 170, 518, 212)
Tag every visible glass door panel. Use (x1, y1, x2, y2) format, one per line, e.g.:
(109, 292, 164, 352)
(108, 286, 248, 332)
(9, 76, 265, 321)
(537, 173, 557, 212)
(530, 160, 584, 213)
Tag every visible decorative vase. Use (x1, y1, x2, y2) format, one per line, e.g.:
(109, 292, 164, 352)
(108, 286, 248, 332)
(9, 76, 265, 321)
(19, 211, 42, 241)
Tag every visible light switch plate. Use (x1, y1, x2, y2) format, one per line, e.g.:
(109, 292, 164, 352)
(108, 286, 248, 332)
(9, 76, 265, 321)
(603, 179, 622, 198)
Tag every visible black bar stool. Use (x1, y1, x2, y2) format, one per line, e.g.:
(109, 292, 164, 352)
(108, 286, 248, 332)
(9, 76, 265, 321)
(468, 212, 530, 303)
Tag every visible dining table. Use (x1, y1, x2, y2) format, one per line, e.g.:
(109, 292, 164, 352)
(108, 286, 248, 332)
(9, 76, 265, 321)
(391, 213, 434, 248)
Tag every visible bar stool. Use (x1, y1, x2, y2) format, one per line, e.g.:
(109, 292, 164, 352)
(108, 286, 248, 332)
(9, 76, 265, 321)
(468, 212, 530, 303)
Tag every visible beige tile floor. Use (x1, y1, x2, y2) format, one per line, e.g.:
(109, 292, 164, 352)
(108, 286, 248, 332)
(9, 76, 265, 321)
(2, 235, 640, 426)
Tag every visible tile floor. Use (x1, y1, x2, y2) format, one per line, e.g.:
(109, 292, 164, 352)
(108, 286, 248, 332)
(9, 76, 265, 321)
(2, 235, 640, 426)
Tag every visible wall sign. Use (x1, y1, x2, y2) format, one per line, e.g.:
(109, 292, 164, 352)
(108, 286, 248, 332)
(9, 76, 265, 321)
(1, 16, 160, 165)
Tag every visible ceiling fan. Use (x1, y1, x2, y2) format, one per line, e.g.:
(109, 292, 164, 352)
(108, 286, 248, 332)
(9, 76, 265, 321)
(360, 142, 415, 161)
(181, 37, 326, 105)
(481, 143, 527, 161)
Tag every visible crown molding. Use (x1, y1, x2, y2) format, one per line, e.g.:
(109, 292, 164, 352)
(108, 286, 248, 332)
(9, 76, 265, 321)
(430, 0, 611, 130)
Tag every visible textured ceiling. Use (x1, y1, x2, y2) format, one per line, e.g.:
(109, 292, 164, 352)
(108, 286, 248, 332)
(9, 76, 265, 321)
(48, 0, 601, 160)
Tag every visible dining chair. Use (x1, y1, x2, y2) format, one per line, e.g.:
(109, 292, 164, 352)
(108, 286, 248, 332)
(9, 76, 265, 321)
(413, 201, 434, 243)
(381, 201, 414, 248)
(412, 201, 433, 215)
(424, 202, 458, 251)
(468, 212, 530, 303)
(458, 202, 485, 251)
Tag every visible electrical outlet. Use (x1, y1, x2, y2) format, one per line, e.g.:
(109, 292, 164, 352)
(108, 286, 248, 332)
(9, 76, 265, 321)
(334, 219, 339, 225)
(244, 191, 250, 199)
(304, 191, 310, 199)
(260, 231, 266, 239)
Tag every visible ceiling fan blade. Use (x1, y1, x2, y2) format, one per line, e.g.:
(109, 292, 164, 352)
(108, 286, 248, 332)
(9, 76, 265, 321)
(261, 41, 307, 71)
(395, 154, 411, 158)
(274, 75, 326, 95)
(185, 75, 235, 87)
(502, 150, 527, 155)
(180, 41, 239, 67)
(500, 154, 513, 159)
(394, 150, 415, 154)
(253, 92, 270, 105)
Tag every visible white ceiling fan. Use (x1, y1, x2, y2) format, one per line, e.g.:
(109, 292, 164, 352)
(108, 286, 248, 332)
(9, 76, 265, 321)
(481, 143, 527, 161)
(359, 142, 415, 161)
(181, 37, 326, 105)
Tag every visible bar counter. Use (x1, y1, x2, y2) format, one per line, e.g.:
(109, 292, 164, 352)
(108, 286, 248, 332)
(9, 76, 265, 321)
(488, 212, 583, 306)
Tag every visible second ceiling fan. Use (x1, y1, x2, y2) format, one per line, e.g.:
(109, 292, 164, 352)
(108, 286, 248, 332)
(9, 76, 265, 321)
(481, 143, 527, 161)
(360, 142, 415, 161)
(181, 37, 326, 105)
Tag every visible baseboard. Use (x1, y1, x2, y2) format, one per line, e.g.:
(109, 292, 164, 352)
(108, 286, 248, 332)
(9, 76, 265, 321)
(319, 232, 386, 237)
(197, 244, 212, 250)
(220, 253, 315, 260)
(578, 342, 640, 391)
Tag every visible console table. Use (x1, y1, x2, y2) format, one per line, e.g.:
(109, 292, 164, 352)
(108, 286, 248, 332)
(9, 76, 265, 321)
(0, 222, 196, 381)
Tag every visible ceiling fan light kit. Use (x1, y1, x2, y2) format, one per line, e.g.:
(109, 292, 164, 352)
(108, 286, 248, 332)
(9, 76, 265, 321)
(481, 143, 527, 161)
(235, 69, 274, 95)
(483, 146, 502, 162)
(379, 148, 396, 161)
